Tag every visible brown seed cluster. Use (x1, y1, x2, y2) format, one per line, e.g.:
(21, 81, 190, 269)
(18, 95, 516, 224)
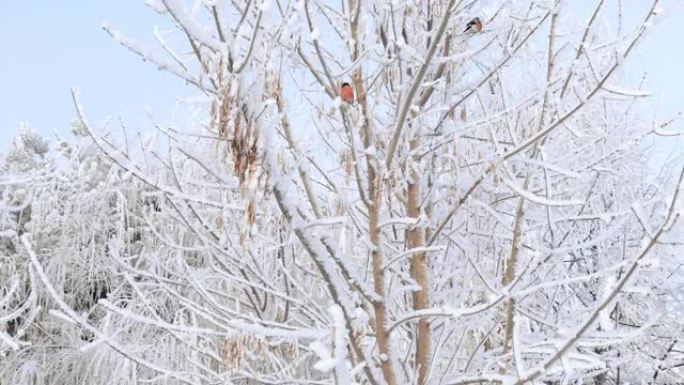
(220, 334, 300, 370)
(211, 61, 260, 188)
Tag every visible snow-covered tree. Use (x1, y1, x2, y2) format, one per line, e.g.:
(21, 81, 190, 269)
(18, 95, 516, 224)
(2, 0, 684, 384)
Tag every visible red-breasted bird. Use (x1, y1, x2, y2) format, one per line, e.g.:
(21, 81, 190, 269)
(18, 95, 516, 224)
(341, 82, 354, 102)
(464, 17, 482, 33)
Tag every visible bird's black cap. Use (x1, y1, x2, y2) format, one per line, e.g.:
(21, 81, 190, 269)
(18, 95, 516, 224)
(342, 82, 350, 87)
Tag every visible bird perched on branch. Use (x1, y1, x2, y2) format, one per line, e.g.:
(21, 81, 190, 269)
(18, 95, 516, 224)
(340, 82, 354, 103)
(464, 17, 482, 33)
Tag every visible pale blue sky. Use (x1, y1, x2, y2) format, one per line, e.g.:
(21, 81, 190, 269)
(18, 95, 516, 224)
(0, 2, 682, 150)
(0, 2, 193, 148)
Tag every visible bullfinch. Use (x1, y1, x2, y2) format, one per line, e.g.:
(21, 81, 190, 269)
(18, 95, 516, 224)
(341, 82, 354, 102)
(464, 17, 482, 33)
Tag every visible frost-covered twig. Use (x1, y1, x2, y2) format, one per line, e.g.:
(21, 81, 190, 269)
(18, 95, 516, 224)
(514, 165, 683, 384)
